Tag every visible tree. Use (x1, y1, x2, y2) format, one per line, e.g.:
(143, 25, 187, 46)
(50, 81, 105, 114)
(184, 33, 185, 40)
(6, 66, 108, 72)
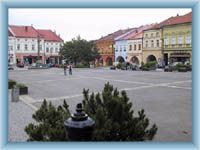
(25, 99, 70, 141)
(82, 82, 158, 141)
(25, 83, 157, 141)
(60, 36, 100, 66)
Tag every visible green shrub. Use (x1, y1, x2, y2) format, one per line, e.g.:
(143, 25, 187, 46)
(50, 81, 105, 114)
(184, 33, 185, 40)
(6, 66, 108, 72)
(16, 83, 27, 88)
(25, 83, 158, 141)
(25, 100, 70, 141)
(75, 63, 90, 68)
(8, 79, 16, 89)
(83, 83, 158, 141)
(116, 63, 122, 69)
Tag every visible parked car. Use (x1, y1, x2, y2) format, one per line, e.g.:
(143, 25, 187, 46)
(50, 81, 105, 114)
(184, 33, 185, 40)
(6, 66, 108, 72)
(17, 63, 24, 68)
(8, 64, 14, 70)
(110, 66, 116, 70)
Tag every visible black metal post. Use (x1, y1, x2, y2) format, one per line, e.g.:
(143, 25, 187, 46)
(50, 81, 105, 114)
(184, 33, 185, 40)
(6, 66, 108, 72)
(64, 103, 95, 141)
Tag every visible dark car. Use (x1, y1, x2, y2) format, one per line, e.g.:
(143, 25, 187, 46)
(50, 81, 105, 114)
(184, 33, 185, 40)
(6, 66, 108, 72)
(8, 64, 14, 70)
(17, 63, 24, 68)
(110, 66, 116, 70)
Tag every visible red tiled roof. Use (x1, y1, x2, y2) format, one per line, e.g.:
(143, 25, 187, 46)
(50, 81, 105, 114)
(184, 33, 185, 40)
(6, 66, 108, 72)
(97, 28, 135, 41)
(37, 29, 63, 42)
(122, 24, 154, 40)
(149, 11, 192, 30)
(8, 30, 14, 36)
(9, 25, 41, 38)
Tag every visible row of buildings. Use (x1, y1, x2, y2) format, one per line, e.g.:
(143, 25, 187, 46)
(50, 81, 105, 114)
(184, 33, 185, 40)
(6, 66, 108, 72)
(8, 25, 64, 65)
(95, 12, 192, 66)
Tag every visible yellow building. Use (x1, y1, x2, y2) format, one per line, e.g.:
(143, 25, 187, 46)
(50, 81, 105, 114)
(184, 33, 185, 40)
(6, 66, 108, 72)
(162, 12, 192, 65)
(142, 28, 163, 65)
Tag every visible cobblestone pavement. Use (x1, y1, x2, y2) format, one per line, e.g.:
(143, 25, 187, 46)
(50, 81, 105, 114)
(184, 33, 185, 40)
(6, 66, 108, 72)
(8, 68, 192, 142)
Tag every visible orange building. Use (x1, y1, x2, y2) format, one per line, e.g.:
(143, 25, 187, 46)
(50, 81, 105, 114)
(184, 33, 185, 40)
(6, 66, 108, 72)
(95, 29, 133, 66)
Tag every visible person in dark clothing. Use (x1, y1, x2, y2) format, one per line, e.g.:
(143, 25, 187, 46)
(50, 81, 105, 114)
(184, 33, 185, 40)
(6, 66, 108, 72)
(64, 64, 67, 76)
(69, 65, 72, 75)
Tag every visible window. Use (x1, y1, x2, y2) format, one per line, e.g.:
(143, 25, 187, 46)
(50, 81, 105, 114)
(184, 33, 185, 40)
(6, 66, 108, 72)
(32, 45, 35, 51)
(134, 45, 136, 50)
(138, 44, 141, 50)
(151, 33, 154, 37)
(24, 44, 28, 51)
(124, 46, 126, 52)
(55, 48, 58, 53)
(17, 44, 20, 50)
(171, 33, 176, 45)
(39, 45, 42, 50)
(151, 40, 154, 47)
(156, 40, 159, 47)
(129, 45, 132, 51)
(164, 34, 169, 45)
(25, 39, 27, 41)
(156, 32, 159, 37)
(178, 33, 183, 44)
(186, 35, 191, 44)
(145, 34, 148, 38)
(145, 41, 148, 48)
(115, 49, 118, 52)
(46, 47, 49, 53)
(120, 46, 122, 52)
(50, 48, 53, 53)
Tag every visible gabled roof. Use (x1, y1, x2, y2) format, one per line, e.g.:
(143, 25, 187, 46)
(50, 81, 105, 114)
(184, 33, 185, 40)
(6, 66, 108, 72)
(37, 29, 63, 42)
(149, 11, 192, 30)
(9, 25, 41, 38)
(122, 24, 154, 40)
(8, 30, 14, 36)
(97, 28, 135, 42)
(115, 28, 137, 41)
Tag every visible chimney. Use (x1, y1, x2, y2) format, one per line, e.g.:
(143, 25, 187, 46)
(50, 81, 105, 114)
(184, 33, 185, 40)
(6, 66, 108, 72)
(54, 30, 56, 34)
(25, 26, 28, 32)
(177, 13, 179, 16)
(31, 24, 33, 27)
(58, 34, 60, 37)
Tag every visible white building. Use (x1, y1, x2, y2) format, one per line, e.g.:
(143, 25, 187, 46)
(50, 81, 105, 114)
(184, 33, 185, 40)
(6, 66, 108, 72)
(8, 25, 64, 65)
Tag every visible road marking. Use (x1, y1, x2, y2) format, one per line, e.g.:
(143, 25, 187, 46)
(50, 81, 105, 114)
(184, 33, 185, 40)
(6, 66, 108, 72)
(20, 95, 38, 111)
(79, 76, 153, 85)
(25, 80, 191, 105)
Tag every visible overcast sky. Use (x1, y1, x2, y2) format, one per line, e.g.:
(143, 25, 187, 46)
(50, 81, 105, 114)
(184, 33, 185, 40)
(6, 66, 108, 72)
(9, 8, 191, 41)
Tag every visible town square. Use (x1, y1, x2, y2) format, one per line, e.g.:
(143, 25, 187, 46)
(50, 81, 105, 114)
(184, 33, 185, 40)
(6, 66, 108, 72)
(7, 8, 192, 142)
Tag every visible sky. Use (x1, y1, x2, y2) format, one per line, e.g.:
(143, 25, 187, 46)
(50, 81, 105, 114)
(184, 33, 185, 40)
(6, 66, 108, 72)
(9, 8, 191, 42)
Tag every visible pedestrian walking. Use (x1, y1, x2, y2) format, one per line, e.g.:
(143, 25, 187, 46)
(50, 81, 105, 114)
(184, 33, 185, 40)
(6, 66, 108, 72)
(64, 64, 67, 76)
(69, 64, 72, 75)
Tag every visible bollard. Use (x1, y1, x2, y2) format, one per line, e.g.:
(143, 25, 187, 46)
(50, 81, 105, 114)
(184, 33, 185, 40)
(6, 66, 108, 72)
(11, 86, 19, 102)
(64, 103, 95, 141)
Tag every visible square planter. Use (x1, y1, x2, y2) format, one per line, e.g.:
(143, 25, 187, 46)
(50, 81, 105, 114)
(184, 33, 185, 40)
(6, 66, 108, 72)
(19, 86, 28, 95)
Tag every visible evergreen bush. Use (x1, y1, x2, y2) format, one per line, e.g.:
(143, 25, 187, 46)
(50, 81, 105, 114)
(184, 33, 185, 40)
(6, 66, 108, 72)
(25, 83, 158, 141)
(8, 79, 16, 89)
(82, 83, 158, 141)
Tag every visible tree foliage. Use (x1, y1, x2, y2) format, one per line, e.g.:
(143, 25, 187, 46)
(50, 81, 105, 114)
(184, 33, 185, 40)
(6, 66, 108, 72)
(25, 83, 157, 141)
(59, 36, 100, 65)
(25, 99, 70, 141)
(82, 83, 158, 141)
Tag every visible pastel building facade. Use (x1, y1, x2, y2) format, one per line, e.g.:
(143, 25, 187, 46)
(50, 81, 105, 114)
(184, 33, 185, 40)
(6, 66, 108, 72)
(114, 28, 137, 63)
(162, 12, 192, 65)
(127, 24, 154, 66)
(142, 28, 163, 65)
(114, 40, 128, 63)
(95, 29, 133, 66)
(8, 25, 63, 65)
